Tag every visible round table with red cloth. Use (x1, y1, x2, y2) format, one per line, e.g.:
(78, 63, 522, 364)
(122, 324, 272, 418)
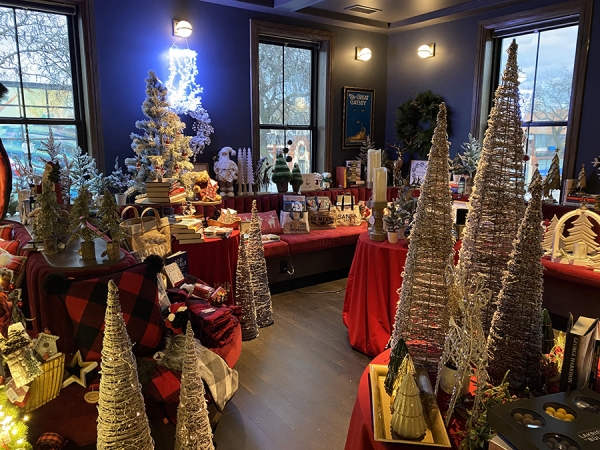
(343, 233, 411, 357)
(171, 230, 241, 305)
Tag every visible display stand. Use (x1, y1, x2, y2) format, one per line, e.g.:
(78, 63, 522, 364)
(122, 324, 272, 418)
(41, 237, 125, 271)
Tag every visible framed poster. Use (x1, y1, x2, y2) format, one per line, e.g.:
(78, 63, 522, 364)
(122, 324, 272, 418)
(342, 86, 374, 149)
(409, 160, 428, 185)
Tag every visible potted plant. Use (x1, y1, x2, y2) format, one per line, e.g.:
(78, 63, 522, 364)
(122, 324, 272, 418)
(382, 199, 411, 243)
(456, 134, 481, 195)
(290, 163, 303, 193)
(449, 154, 463, 183)
(68, 186, 100, 260)
(271, 153, 292, 193)
(106, 156, 131, 206)
(97, 188, 126, 260)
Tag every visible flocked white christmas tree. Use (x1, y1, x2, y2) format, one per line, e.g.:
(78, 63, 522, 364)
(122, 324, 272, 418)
(237, 149, 246, 195)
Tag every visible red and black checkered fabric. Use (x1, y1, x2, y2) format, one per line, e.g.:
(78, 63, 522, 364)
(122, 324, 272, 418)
(64, 263, 164, 361)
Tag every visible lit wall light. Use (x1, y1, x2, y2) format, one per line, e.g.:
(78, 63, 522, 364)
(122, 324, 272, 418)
(355, 47, 372, 61)
(417, 44, 435, 58)
(173, 20, 193, 38)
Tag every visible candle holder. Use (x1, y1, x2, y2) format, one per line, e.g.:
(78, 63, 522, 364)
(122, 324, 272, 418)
(368, 200, 387, 242)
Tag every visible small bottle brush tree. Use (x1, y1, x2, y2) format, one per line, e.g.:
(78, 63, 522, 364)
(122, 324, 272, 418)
(126, 70, 194, 195)
(32, 179, 67, 254)
(543, 150, 561, 202)
(271, 153, 292, 193)
(97, 188, 126, 260)
(71, 148, 104, 199)
(68, 186, 99, 259)
(383, 199, 411, 233)
(106, 157, 131, 195)
(290, 163, 303, 193)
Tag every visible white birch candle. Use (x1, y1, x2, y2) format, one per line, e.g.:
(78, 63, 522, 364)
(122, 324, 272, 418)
(367, 149, 381, 183)
(373, 167, 387, 202)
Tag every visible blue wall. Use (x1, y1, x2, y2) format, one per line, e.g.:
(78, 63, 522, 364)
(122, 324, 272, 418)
(385, 0, 600, 192)
(93, 0, 388, 174)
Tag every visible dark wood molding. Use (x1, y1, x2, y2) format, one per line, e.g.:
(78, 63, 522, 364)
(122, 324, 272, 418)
(470, 0, 592, 183)
(250, 19, 333, 173)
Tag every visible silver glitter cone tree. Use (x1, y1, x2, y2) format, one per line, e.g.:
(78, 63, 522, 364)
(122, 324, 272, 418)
(236, 235, 258, 340)
(247, 200, 273, 327)
(175, 323, 215, 450)
(97, 280, 154, 450)
(389, 102, 456, 372)
(487, 174, 545, 390)
(457, 40, 526, 334)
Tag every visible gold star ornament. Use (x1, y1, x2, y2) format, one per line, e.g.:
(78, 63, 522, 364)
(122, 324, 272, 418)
(61, 351, 98, 389)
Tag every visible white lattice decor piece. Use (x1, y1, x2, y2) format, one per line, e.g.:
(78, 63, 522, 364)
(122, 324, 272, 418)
(548, 206, 600, 267)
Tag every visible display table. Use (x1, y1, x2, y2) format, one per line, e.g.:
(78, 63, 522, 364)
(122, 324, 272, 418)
(171, 230, 241, 305)
(343, 233, 410, 357)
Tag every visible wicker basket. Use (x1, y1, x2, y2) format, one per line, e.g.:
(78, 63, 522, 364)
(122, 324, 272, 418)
(25, 352, 65, 412)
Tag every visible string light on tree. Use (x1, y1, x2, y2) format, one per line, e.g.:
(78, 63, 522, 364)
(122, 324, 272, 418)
(0, 388, 31, 450)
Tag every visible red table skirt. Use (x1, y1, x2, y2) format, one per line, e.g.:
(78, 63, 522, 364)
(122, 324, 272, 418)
(171, 230, 241, 305)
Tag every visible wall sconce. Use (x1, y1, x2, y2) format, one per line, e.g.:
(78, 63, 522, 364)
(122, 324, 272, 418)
(417, 44, 435, 58)
(355, 47, 372, 61)
(173, 20, 193, 38)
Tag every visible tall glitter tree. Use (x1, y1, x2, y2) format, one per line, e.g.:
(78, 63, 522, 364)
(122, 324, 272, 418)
(235, 235, 258, 341)
(457, 40, 526, 334)
(126, 70, 194, 195)
(487, 174, 545, 390)
(247, 200, 273, 327)
(389, 102, 455, 372)
(97, 280, 154, 450)
(175, 323, 215, 450)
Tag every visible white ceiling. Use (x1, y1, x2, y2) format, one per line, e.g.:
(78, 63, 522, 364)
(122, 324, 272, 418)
(201, 0, 533, 32)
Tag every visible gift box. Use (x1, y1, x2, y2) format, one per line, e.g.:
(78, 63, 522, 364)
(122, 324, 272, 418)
(25, 352, 65, 412)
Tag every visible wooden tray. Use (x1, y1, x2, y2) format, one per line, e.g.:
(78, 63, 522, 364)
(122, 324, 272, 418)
(134, 197, 185, 206)
(191, 200, 222, 206)
(369, 364, 451, 447)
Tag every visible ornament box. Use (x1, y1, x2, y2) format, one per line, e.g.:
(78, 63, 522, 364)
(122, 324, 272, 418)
(487, 388, 600, 450)
(369, 364, 451, 447)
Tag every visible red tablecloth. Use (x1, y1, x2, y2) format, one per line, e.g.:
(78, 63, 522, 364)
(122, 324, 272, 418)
(343, 233, 409, 357)
(171, 230, 241, 305)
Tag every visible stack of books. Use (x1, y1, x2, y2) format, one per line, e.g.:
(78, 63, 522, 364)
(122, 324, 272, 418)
(145, 179, 187, 203)
(560, 316, 600, 391)
(170, 216, 204, 244)
(204, 226, 232, 239)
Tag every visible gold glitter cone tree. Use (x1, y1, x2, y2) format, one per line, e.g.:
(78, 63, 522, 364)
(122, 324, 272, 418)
(235, 236, 258, 341)
(97, 280, 154, 450)
(175, 323, 215, 450)
(487, 174, 545, 389)
(457, 40, 526, 334)
(389, 102, 455, 372)
(247, 200, 273, 327)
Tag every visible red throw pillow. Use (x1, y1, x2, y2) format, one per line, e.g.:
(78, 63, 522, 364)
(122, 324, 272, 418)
(0, 224, 13, 240)
(63, 263, 164, 361)
(237, 210, 283, 234)
(0, 240, 20, 255)
(0, 252, 27, 289)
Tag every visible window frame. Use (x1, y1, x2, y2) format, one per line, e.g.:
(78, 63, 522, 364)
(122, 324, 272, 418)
(250, 19, 333, 174)
(470, 0, 592, 191)
(0, 0, 103, 170)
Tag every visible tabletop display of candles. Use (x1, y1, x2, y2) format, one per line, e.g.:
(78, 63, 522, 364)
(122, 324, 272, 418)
(373, 167, 388, 202)
(367, 149, 381, 186)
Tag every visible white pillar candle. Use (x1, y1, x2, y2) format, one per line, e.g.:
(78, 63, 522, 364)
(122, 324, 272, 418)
(373, 167, 387, 202)
(367, 149, 381, 183)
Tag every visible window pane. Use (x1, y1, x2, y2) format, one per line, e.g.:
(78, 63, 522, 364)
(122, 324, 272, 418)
(525, 125, 566, 184)
(532, 26, 577, 123)
(500, 32, 538, 122)
(285, 130, 312, 173)
(259, 43, 283, 125)
(283, 47, 311, 126)
(0, 8, 23, 118)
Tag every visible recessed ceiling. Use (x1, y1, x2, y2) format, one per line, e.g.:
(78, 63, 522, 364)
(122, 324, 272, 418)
(202, 0, 535, 32)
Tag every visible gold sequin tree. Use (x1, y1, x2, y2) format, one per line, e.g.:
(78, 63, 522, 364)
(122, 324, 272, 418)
(248, 200, 273, 327)
(389, 102, 456, 372)
(175, 322, 215, 450)
(487, 174, 544, 389)
(457, 40, 526, 334)
(97, 280, 154, 450)
(235, 235, 258, 341)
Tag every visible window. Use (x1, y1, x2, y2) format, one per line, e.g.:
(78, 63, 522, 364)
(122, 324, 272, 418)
(259, 41, 315, 178)
(472, 1, 592, 198)
(251, 20, 333, 188)
(0, 1, 88, 189)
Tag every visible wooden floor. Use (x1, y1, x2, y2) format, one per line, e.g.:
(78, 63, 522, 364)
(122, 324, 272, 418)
(212, 278, 372, 450)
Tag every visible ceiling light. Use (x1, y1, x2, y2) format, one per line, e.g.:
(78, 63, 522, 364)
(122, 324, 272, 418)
(417, 44, 435, 58)
(173, 20, 193, 38)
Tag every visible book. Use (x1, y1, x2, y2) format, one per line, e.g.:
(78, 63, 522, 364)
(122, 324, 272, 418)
(170, 218, 203, 231)
(336, 166, 347, 188)
(163, 261, 184, 287)
(560, 316, 599, 391)
(164, 250, 188, 276)
(176, 236, 205, 244)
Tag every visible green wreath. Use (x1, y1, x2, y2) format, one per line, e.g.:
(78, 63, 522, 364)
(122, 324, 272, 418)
(394, 90, 449, 159)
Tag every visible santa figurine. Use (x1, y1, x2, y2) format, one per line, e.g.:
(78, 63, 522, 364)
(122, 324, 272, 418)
(213, 147, 238, 197)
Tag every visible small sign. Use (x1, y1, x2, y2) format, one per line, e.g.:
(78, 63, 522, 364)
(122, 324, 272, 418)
(302, 173, 316, 192)
(410, 160, 428, 185)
